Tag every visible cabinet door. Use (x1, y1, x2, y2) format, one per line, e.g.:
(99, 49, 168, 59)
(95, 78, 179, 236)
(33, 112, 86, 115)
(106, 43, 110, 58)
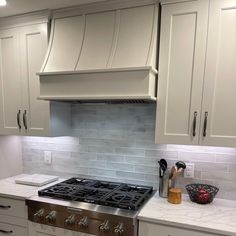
(0, 29, 22, 135)
(0, 222, 28, 236)
(139, 222, 220, 236)
(155, 0, 209, 145)
(28, 222, 95, 236)
(20, 23, 50, 136)
(200, 0, 236, 147)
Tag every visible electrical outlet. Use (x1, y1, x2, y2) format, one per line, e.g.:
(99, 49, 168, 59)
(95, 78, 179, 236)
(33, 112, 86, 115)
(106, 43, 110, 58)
(44, 151, 52, 165)
(184, 163, 195, 178)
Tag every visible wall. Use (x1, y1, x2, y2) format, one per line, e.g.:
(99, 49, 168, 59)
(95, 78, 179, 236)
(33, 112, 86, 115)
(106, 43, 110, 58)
(22, 104, 236, 200)
(0, 136, 22, 179)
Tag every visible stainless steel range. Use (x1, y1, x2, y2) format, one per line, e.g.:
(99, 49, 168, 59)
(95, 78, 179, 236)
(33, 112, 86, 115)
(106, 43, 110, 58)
(26, 178, 153, 236)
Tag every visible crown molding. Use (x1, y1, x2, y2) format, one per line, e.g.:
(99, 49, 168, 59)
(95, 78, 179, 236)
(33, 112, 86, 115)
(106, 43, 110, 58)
(53, 0, 159, 19)
(0, 10, 51, 30)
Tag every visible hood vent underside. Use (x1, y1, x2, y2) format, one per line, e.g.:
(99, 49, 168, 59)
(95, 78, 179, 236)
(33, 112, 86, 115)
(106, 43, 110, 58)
(38, 1, 159, 102)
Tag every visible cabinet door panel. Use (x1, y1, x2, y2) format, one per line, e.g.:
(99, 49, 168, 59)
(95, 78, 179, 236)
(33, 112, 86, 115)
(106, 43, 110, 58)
(28, 222, 94, 236)
(20, 23, 50, 136)
(0, 222, 27, 236)
(155, 0, 208, 145)
(201, 0, 236, 147)
(0, 29, 22, 134)
(139, 222, 220, 236)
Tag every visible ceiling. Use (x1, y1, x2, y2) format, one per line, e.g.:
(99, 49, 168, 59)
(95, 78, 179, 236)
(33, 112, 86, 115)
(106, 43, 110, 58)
(0, 0, 108, 18)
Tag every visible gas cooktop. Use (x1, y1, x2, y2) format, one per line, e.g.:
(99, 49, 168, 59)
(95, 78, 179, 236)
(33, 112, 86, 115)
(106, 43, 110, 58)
(38, 177, 153, 211)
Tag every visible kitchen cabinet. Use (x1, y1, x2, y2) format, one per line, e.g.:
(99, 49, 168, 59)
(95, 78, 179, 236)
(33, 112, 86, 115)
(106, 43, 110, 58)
(200, 0, 236, 147)
(0, 196, 28, 236)
(0, 13, 71, 136)
(0, 28, 22, 135)
(156, 0, 236, 147)
(28, 222, 93, 236)
(155, 0, 209, 145)
(139, 221, 222, 236)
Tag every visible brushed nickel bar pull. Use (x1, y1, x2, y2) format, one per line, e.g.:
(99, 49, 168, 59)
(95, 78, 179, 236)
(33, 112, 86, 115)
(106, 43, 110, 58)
(0, 229, 13, 234)
(203, 111, 208, 137)
(0, 205, 11, 209)
(192, 111, 197, 137)
(17, 110, 21, 129)
(23, 110, 27, 130)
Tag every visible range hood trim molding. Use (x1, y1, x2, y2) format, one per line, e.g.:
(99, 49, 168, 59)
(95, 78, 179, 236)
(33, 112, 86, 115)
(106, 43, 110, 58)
(38, 66, 158, 76)
(38, 95, 157, 102)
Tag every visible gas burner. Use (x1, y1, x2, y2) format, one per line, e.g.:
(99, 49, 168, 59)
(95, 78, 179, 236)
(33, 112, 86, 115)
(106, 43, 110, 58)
(74, 188, 110, 203)
(39, 184, 80, 200)
(63, 178, 95, 187)
(119, 184, 152, 194)
(91, 181, 120, 190)
(102, 191, 147, 210)
(38, 178, 153, 211)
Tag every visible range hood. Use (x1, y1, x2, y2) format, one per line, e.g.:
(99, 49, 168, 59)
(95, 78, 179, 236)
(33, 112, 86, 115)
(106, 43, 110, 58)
(38, 0, 159, 102)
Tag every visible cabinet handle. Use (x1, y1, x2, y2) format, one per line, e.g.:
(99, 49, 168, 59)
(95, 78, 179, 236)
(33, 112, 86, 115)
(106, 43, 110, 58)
(192, 111, 197, 137)
(0, 205, 11, 209)
(23, 110, 27, 130)
(203, 112, 208, 137)
(17, 110, 21, 129)
(0, 229, 13, 234)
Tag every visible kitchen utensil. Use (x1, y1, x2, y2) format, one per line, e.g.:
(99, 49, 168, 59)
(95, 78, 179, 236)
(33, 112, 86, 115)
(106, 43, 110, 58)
(185, 183, 219, 204)
(175, 161, 186, 170)
(158, 159, 167, 171)
(169, 166, 176, 179)
(158, 159, 167, 177)
(169, 161, 186, 180)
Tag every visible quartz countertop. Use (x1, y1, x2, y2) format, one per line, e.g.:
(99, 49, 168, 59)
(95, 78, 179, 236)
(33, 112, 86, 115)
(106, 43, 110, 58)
(0, 174, 62, 200)
(138, 193, 236, 236)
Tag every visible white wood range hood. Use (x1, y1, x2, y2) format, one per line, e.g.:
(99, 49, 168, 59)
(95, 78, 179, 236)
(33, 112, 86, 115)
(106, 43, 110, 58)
(38, 0, 159, 102)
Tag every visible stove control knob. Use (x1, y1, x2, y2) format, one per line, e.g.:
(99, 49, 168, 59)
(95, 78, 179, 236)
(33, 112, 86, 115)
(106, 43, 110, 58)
(45, 211, 57, 224)
(78, 216, 88, 229)
(114, 223, 124, 236)
(65, 215, 76, 226)
(99, 220, 110, 233)
(33, 209, 45, 221)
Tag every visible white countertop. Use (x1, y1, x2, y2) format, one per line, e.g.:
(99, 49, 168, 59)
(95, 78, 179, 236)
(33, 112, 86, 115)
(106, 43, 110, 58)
(138, 193, 236, 236)
(0, 174, 62, 200)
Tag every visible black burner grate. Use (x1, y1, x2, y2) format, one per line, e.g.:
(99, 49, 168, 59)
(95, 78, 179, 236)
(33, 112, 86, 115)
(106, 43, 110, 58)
(38, 178, 153, 210)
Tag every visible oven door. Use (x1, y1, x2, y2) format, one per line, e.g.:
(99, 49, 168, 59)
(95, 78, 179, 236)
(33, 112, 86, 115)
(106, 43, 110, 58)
(28, 221, 96, 236)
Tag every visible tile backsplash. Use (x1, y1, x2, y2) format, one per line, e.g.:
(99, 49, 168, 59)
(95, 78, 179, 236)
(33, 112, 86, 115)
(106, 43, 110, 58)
(22, 104, 236, 200)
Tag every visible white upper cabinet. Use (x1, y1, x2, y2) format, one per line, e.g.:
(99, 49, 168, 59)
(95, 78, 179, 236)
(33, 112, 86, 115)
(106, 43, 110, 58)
(156, 0, 236, 147)
(200, 0, 236, 147)
(156, 0, 209, 145)
(20, 24, 50, 136)
(0, 13, 71, 136)
(0, 29, 22, 135)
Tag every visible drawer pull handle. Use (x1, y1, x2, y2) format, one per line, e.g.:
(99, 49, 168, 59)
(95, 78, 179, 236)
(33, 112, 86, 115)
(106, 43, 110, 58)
(0, 205, 11, 209)
(0, 229, 13, 234)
